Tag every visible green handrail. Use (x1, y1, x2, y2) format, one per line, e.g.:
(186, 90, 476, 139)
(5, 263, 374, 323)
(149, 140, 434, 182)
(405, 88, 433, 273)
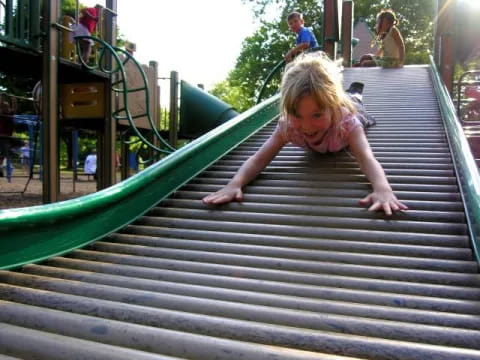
(0, 94, 280, 270)
(0, 0, 41, 50)
(429, 56, 480, 264)
(256, 58, 286, 105)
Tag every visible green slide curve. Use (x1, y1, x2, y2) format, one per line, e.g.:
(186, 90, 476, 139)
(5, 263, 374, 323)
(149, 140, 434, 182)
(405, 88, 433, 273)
(0, 95, 279, 270)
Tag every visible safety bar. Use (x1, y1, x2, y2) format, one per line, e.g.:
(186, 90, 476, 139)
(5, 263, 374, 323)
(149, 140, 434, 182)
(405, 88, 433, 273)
(52, 22, 73, 32)
(456, 70, 480, 117)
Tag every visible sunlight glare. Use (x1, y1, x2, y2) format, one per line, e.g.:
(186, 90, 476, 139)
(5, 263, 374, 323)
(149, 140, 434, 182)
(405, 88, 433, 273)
(459, 0, 480, 11)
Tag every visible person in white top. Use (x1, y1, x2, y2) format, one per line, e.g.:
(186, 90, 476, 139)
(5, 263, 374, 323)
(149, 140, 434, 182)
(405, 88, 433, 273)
(20, 143, 31, 173)
(354, 9, 405, 68)
(84, 149, 97, 180)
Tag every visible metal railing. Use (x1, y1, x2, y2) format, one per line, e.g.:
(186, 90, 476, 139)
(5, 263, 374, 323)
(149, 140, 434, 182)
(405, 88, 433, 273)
(430, 56, 480, 264)
(256, 46, 323, 104)
(74, 36, 175, 158)
(455, 70, 480, 123)
(0, 0, 41, 50)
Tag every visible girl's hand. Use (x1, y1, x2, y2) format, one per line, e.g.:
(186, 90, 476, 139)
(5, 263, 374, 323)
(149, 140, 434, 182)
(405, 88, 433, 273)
(359, 190, 408, 216)
(202, 184, 244, 205)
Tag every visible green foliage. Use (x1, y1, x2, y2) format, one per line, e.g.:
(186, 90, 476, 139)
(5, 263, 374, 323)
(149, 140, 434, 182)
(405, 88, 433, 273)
(211, 0, 322, 110)
(209, 80, 251, 112)
(61, 0, 77, 17)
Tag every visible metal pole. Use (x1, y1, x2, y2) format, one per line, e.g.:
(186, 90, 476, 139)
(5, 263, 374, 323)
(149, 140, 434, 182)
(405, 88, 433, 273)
(169, 71, 179, 148)
(41, 0, 60, 203)
(120, 141, 129, 180)
(72, 130, 78, 192)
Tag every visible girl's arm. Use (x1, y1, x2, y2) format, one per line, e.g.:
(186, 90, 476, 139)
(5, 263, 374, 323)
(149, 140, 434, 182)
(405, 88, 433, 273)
(203, 126, 287, 204)
(392, 27, 405, 66)
(348, 126, 408, 215)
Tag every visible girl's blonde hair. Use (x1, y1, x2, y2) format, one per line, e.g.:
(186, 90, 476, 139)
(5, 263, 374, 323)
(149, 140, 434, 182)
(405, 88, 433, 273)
(280, 52, 356, 131)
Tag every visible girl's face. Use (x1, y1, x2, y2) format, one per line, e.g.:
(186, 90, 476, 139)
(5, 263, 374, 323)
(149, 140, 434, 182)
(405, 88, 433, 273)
(289, 95, 332, 137)
(376, 16, 391, 34)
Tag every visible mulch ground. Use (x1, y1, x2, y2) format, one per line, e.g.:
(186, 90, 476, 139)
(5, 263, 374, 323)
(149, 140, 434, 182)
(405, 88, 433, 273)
(0, 171, 98, 210)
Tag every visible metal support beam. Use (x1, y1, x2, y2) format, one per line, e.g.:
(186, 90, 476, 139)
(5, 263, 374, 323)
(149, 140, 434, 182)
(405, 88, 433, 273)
(41, 0, 60, 203)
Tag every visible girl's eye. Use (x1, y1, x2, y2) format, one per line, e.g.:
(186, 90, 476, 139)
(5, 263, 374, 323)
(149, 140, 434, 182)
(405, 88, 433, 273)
(312, 112, 323, 119)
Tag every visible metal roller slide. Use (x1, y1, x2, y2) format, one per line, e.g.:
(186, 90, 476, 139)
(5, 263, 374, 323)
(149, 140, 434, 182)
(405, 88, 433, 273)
(0, 65, 479, 359)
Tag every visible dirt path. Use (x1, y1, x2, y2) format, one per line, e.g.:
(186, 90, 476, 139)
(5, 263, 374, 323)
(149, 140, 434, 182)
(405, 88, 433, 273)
(0, 172, 98, 209)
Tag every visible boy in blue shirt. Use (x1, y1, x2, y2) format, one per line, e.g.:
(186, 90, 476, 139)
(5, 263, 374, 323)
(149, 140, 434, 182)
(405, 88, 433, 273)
(285, 12, 319, 62)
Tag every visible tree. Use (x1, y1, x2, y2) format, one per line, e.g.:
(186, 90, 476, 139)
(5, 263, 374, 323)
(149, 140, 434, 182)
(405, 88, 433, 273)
(210, 0, 438, 111)
(209, 79, 251, 112)
(210, 0, 322, 111)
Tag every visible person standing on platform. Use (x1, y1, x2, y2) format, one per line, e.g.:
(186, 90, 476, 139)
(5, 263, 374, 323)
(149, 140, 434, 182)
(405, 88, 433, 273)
(71, 4, 103, 63)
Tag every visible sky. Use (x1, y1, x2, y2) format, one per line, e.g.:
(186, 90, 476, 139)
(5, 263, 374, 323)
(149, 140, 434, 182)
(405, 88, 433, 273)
(83, 0, 259, 92)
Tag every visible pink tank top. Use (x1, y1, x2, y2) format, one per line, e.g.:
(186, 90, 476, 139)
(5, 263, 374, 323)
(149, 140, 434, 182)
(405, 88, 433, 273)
(276, 109, 362, 153)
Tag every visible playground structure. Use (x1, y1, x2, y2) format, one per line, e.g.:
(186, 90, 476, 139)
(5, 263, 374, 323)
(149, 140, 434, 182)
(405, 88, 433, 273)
(0, 0, 237, 203)
(0, 0, 480, 359)
(0, 0, 121, 201)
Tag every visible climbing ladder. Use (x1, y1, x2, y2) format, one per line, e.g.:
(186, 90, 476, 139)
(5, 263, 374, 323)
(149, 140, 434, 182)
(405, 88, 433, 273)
(0, 66, 479, 359)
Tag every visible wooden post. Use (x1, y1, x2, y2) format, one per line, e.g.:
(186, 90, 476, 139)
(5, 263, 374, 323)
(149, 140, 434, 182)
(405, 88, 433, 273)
(100, 0, 117, 188)
(435, 0, 456, 93)
(323, 0, 335, 59)
(150, 61, 160, 151)
(341, 1, 353, 67)
(41, 0, 60, 203)
(169, 71, 179, 148)
(120, 141, 129, 180)
(323, 0, 341, 60)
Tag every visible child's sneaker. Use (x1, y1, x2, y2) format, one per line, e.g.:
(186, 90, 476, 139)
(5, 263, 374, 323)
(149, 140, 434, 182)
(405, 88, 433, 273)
(346, 82, 364, 95)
